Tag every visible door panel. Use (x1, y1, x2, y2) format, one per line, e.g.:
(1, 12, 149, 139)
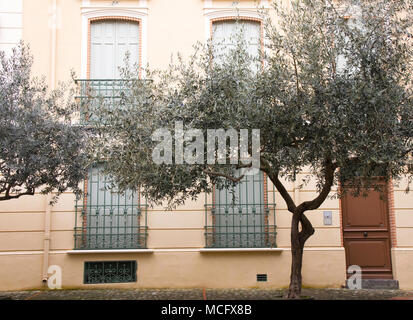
(342, 181, 393, 279)
(342, 189, 388, 228)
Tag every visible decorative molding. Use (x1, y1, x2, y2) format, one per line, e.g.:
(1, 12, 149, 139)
(204, 8, 263, 20)
(204, 0, 212, 9)
(204, 8, 264, 42)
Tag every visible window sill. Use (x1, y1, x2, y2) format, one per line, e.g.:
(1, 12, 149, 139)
(199, 248, 283, 253)
(67, 249, 154, 254)
(66, 248, 284, 254)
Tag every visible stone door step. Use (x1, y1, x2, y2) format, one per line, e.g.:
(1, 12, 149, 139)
(345, 279, 399, 290)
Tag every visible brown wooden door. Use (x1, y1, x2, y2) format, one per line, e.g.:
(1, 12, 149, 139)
(342, 181, 393, 279)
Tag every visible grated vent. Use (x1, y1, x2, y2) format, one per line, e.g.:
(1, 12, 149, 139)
(257, 274, 268, 282)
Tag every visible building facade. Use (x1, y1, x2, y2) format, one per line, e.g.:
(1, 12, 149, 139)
(0, 0, 412, 291)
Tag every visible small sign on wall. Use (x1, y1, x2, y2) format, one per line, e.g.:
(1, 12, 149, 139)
(323, 211, 332, 225)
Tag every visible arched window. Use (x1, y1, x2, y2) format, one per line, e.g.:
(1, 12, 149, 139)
(212, 19, 261, 63)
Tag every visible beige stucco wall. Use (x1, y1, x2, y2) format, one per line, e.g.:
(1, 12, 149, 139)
(0, 249, 346, 290)
(0, 0, 412, 291)
(392, 249, 413, 290)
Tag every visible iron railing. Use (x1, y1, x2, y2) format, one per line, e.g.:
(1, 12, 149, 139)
(204, 173, 277, 248)
(75, 79, 141, 124)
(204, 202, 277, 248)
(74, 202, 148, 250)
(73, 81, 150, 249)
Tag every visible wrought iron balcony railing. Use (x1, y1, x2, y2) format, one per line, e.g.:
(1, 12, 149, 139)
(75, 79, 142, 124)
(74, 203, 148, 250)
(204, 203, 277, 248)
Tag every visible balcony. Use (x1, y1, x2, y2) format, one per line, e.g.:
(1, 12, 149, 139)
(204, 203, 277, 248)
(75, 79, 143, 124)
(74, 203, 148, 250)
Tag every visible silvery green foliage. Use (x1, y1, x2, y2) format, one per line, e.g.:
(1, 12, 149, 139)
(0, 42, 89, 202)
(92, 0, 413, 208)
(261, 0, 413, 194)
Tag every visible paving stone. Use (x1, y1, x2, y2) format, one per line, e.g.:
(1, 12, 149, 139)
(1, 288, 413, 300)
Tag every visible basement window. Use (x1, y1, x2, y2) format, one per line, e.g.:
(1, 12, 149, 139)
(257, 274, 268, 282)
(84, 261, 137, 284)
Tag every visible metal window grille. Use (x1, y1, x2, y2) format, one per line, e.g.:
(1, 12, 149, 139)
(75, 79, 137, 125)
(204, 171, 277, 248)
(257, 274, 268, 282)
(84, 261, 137, 284)
(74, 165, 148, 250)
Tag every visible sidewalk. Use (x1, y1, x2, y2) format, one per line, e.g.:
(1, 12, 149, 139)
(1, 288, 413, 300)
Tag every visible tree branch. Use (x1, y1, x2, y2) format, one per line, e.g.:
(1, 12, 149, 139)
(0, 188, 35, 201)
(260, 157, 297, 212)
(5, 183, 12, 199)
(297, 159, 337, 212)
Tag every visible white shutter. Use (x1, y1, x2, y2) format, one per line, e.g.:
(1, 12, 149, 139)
(90, 21, 116, 79)
(337, 5, 364, 75)
(90, 20, 139, 79)
(115, 21, 139, 78)
(212, 20, 261, 65)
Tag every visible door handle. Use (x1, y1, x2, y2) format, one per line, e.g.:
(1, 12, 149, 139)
(363, 232, 368, 237)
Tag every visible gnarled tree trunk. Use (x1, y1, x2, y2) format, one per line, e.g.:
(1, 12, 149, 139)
(288, 211, 314, 299)
(288, 213, 303, 298)
(262, 158, 336, 299)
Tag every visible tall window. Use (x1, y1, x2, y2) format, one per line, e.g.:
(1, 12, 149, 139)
(336, 5, 364, 74)
(74, 19, 147, 250)
(212, 19, 261, 63)
(90, 20, 139, 79)
(205, 19, 276, 249)
(211, 171, 272, 248)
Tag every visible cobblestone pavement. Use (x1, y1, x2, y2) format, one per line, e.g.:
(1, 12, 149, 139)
(1, 288, 413, 300)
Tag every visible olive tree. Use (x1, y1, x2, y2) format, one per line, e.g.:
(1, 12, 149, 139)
(0, 43, 88, 202)
(91, 0, 413, 298)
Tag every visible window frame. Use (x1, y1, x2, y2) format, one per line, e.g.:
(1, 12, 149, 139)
(206, 16, 275, 249)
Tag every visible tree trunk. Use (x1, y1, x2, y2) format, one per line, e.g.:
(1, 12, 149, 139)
(261, 159, 335, 299)
(288, 213, 302, 298)
(287, 211, 314, 299)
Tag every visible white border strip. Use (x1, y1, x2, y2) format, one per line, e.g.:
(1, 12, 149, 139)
(0, 247, 348, 256)
(67, 249, 154, 254)
(200, 248, 283, 253)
